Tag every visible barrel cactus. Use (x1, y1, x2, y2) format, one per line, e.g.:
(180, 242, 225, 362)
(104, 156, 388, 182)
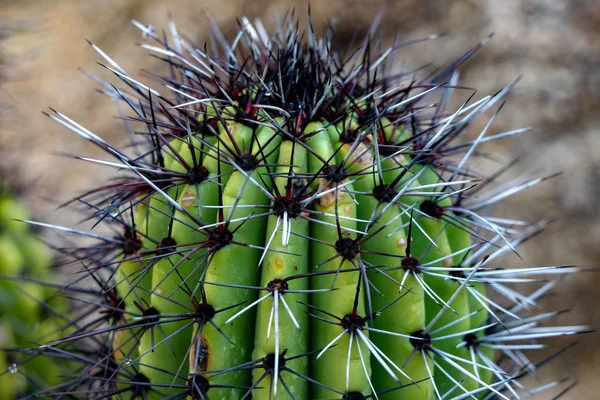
(10, 12, 590, 399)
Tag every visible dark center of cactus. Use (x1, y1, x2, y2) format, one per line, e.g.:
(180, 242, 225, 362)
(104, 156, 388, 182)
(187, 374, 210, 399)
(409, 330, 432, 351)
(343, 392, 367, 400)
(357, 106, 377, 125)
(267, 279, 290, 294)
(238, 153, 259, 171)
(140, 306, 160, 325)
(208, 228, 234, 249)
(130, 373, 150, 397)
(341, 313, 366, 333)
(194, 302, 216, 323)
(377, 141, 400, 157)
(449, 268, 466, 279)
(322, 165, 348, 182)
(401, 256, 420, 273)
(229, 85, 246, 102)
(335, 237, 360, 260)
(196, 118, 219, 136)
(339, 129, 360, 144)
(263, 351, 287, 373)
(105, 291, 125, 323)
(187, 165, 209, 184)
(122, 227, 142, 255)
(420, 200, 444, 219)
(464, 333, 479, 349)
(273, 196, 303, 218)
(372, 183, 398, 203)
(237, 105, 257, 120)
(156, 236, 177, 256)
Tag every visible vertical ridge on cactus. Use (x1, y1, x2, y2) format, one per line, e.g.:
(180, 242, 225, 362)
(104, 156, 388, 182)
(3, 10, 591, 400)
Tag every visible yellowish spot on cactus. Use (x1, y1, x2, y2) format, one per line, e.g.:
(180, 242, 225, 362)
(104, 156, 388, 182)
(318, 179, 347, 207)
(136, 202, 148, 213)
(273, 256, 284, 272)
(189, 335, 210, 373)
(226, 123, 236, 135)
(181, 190, 196, 208)
(346, 142, 374, 166)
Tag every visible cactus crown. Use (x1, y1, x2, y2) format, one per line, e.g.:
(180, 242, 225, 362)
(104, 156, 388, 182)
(6, 10, 590, 400)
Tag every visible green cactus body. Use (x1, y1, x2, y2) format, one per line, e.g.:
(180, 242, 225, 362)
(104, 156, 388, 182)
(252, 140, 310, 399)
(328, 121, 433, 399)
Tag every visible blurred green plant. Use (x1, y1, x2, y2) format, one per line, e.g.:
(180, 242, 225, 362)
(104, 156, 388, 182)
(0, 183, 70, 398)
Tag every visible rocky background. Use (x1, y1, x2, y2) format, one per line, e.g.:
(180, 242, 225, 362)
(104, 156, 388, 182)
(2, 0, 599, 397)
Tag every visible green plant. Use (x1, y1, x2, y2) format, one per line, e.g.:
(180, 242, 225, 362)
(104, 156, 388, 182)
(0, 183, 70, 398)
(9, 12, 590, 399)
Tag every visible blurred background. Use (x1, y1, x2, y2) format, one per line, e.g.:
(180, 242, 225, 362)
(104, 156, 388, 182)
(1, 0, 599, 397)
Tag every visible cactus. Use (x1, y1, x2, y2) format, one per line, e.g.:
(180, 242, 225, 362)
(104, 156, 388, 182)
(0, 183, 71, 398)
(8, 12, 591, 400)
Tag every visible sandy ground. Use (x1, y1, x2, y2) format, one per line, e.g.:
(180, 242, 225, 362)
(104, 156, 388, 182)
(2, 0, 599, 398)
